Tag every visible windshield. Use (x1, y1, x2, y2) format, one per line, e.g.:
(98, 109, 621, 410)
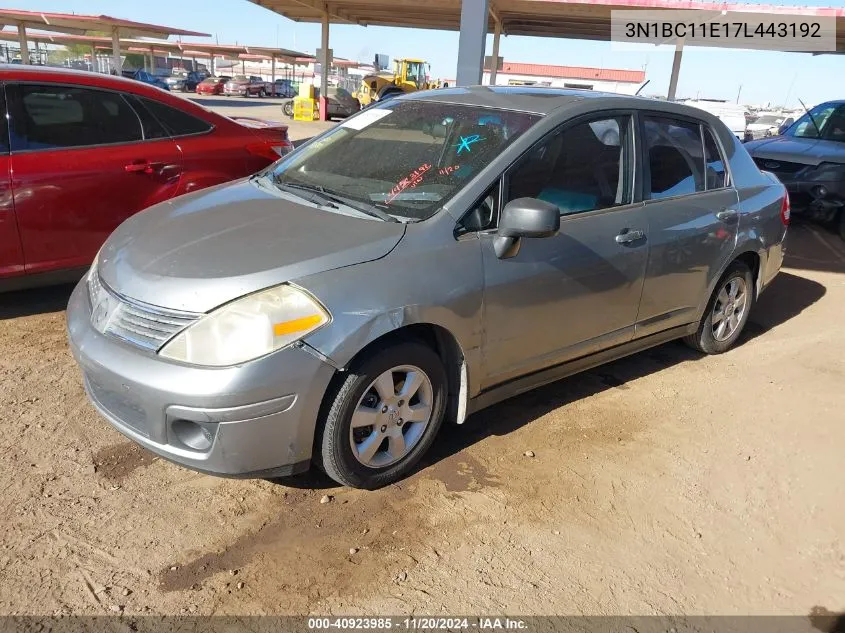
(406, 61, 426, 87)
(267, 100, 539, 221)
(755, 115, 782, 125)
(232, 75, 248, 82)
(784, 103, 839, 139)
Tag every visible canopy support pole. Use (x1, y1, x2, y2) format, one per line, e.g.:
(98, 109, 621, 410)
(17, 22, 29, 65)
(667, 38, 684, 101)
(111, 26, 122, 74)
(319, 10, 330, 120)
(456, 0, 489, 86)
(489, 15, 501, 85)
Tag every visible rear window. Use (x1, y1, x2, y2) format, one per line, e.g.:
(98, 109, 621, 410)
(10, 84, 143, 151)
(137, 97, 213, 137)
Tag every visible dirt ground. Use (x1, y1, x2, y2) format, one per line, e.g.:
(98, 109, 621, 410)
(1, 219, 844, 618)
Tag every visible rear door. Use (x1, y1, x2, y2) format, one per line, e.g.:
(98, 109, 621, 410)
(479, 113, 650, 388)
(635, 115, 739, 337)
(0, 84, 24, 280)
(7, 82, 182, 275)
(130, 95, 252, 192)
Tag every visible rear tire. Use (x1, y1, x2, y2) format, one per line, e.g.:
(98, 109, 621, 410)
(283, 101, 294, 117)
(684, 261, 754, 354)
(315, 341, 447, 489)
(259, 89, 266, 98)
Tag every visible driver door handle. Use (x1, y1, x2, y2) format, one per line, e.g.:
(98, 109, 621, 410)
(616, 229, 645, 244)
(716, 208, 739, 222)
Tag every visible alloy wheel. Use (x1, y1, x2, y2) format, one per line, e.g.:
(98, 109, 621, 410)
(712, 277, 748, 342)
(349, 365, 433, 468)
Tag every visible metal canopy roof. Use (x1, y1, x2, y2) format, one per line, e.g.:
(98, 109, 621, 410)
(0, 29, 308, 62)
(249, 0, 845, 49)
(0, 8, 209, 38)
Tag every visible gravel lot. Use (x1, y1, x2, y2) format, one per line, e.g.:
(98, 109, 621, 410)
(1, 126, 844, 617)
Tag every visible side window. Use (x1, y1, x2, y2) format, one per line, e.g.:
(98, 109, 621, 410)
(123, 95, 168, 140)
(644, 116, 704, 200)
(703, 127, 728, 189)
(9, 84, 143, 151)
(458, 181, 500, 235)
(136, 97, 213, 137)
(506, 115, 632, 216)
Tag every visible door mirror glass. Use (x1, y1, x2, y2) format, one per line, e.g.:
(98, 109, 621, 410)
(494, 197, 560, 259)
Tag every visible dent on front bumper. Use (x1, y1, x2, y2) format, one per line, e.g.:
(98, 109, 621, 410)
(66, 280, 336, 478)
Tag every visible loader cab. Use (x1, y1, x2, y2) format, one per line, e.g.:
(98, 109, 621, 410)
(396, 59, 429, 90)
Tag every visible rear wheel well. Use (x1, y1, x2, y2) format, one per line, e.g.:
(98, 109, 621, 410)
(734, 251, 761, 293)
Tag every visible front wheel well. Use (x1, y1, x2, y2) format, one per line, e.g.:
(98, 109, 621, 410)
(322, 324, 465, 426)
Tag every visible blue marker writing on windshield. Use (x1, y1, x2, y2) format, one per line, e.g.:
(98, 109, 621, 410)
(455, 134, 484, 155)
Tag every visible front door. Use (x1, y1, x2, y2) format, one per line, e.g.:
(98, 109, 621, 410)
(635, 116, 739, 336)
(480, 114, 650, 389)
(7, 82, 182, 275)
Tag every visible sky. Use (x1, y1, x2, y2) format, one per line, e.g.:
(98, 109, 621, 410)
(19, 0, 845, 107)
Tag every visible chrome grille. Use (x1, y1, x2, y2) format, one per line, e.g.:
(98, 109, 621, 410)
(89, 274, 201, 351)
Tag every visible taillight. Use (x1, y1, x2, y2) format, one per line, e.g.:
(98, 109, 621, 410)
(780, 190, 791, 226)
(246, 140, 293, 161)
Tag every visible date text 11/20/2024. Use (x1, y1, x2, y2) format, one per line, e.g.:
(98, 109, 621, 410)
(307, 617, 529, 630)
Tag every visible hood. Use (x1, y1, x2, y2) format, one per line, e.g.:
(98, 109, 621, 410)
(99, 179, 406, 313)
(744, 135, 845, 166)
(227, 79, 249, 85)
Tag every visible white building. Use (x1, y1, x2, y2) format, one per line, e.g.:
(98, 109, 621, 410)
(483, 61, 646, 95)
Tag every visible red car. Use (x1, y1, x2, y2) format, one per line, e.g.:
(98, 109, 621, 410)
(224, 75, 272, 97)
(195, 76, 231, 96)
(0, 66, 292, 291)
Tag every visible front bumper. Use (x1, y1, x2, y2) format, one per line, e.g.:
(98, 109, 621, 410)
(779, 179, 845, 222)
(67, 280, 336, 478)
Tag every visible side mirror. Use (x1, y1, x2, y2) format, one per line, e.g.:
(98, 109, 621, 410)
(494, 198, 560, 259)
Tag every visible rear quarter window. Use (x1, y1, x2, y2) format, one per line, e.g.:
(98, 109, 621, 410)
(137, 97, 213, 137)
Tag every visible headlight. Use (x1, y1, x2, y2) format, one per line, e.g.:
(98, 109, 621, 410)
(87, 248, 102, 305)
(159, 284, 330, 367)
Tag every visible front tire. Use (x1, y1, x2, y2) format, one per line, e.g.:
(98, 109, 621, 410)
(316, 341, 447, 489)
(283, 101, 294, 117)
(684, 261, 754, 354)
(838, 209, 845, 241)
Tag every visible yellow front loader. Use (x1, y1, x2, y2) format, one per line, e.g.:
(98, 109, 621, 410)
(355, 58, 437, 107)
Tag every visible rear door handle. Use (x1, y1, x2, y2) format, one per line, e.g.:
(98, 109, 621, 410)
(125, 161, 163, 175)
(615, 229, 645, 244)
(716, 208, 739, 222)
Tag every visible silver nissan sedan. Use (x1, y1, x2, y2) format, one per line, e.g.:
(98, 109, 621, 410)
(68, 87, 789, 489)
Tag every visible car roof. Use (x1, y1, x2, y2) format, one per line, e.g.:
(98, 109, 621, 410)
(406, 85, 715, 120)
(0, 63, 158, 92)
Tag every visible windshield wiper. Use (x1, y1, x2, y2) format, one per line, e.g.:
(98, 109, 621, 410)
(276, 179, 399, 223)
(317, 191, 400, 223)
(798, 98, 822, 138)
(271, 181, 339, 209)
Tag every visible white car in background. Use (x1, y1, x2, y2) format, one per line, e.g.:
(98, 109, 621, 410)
(747, 112, 788, 140)
(682, 99, 748, 141)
